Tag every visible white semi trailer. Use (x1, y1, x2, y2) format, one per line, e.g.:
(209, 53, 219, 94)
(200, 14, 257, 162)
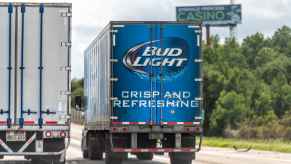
(0, 3, 71, 164)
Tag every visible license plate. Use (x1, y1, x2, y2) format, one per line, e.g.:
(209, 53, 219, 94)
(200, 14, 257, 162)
(6, 131, 26, 142)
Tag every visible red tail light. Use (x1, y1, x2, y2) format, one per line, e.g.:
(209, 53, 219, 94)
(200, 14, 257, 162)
(45, 131, 52, 137)
(60, 131, 66, 137)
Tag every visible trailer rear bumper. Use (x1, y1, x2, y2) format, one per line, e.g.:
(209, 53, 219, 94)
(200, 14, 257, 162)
(0, 150, 65, 156)
(0, 130, 69, 156)
(108, 131, 203, 153)
(0, 125, 70, 131)
(112, 148, 197, 153)
(110, 124, 202, 133)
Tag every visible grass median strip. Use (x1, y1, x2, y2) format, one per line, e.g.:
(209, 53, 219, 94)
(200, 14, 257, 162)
(203, 137, 291, 153)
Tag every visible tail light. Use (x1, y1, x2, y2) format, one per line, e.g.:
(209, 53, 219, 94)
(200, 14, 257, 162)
(43, 131, 67, 138)
(45, 131, 52, 137)
(60, 131, 66, 137)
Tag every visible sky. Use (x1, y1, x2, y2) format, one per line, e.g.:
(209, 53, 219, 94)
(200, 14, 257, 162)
(2, 0, 291, 78)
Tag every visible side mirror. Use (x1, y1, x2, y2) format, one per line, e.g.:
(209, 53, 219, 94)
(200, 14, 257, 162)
(74, 96, 84, 111)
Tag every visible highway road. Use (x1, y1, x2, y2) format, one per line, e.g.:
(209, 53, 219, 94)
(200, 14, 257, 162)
(0, 123, 291, 164)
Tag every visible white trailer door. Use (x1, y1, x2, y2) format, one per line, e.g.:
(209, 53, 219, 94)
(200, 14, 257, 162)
(0, 4, 16, 127)
(15, 4, 71, 128)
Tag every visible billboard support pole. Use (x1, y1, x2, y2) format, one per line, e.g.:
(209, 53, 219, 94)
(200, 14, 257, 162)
(230, 0, 236, 38)
(206, 25, 211, 46)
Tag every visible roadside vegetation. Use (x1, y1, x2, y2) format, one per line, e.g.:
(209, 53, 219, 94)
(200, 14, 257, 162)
(203, 137, 291, 153)
(71, 78, 84, 107)
(204, 26, 291, 140)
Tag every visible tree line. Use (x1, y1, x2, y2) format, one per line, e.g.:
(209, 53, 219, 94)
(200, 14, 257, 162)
(204, 26, 291, 139)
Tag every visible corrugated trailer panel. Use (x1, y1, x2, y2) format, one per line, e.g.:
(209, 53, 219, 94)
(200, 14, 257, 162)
(84, 25, 111, 128)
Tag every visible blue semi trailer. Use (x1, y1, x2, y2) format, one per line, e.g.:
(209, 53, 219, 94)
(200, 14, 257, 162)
(76, 21, 203, 164)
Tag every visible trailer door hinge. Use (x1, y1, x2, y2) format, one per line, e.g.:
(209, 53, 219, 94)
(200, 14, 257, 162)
(112, 34, 116, 47)
(110, 116, 118, 120)
(195, 78, 203, 82)
(110, 78, 118, 82)
(60, 11, 72, 17)
(60, 91, 71, 96)
(61, 41, 72, 47)
(60, 66, 71, 71)
(110, 59, 118, 63)
(110, 97, 118, 101)
(197, 36, 200, 46)
(113, 25, 125, 28)
(195, 59, 203, 63)
(188, 25, 199, 28)
(195, 97, 203, 101)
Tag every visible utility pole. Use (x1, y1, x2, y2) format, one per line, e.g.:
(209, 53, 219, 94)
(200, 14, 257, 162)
(229, 0, 236, 38)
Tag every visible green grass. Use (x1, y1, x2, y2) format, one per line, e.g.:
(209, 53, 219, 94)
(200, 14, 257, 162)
(203, 137, 291, 153)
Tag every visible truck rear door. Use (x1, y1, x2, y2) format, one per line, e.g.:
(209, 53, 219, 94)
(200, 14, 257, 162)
(112, 23, 157, 124)
(111, 22, 201, 125)
(0, 4, 71, 128)
(0, 4, 16, 127)
(16, 4, 71, 127)
(158, 24, 201, 125)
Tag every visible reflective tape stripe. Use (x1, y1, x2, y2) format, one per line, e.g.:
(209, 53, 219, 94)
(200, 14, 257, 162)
(162, 122, 200, 125)
(45, 120, 58, 125)
(113, 148, 196, 153)
(112, 122, 147, 125)
(24, 120, 35, 125)
(0, 121, 6, 125)
(112, 122, 200, 125)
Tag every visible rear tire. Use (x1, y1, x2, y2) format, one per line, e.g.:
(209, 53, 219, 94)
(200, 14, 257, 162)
(88, 142, 103, 160)
(169, 152, 192, 164)
(83, 149, 89, 158)
(137, 153, 154, 160)
(105, 157, 122, 164)
(105, 152, 124, 164)
(87, 133, 104, 160)
(81, 134, 89, 159)
(30, 158, 42, 164)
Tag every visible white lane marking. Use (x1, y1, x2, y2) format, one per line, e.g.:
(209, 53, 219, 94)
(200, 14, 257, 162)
(154, 155, 170, 163)
(69, 138, 81, 149)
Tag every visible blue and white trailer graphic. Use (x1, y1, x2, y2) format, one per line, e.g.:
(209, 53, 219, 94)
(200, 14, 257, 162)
(82, 21, 203, 164)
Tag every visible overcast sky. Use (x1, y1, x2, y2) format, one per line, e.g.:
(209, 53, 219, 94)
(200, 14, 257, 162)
(3, 0, 291, 78)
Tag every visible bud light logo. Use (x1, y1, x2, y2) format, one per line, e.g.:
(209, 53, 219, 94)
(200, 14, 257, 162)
(123, 37, 189, 80)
